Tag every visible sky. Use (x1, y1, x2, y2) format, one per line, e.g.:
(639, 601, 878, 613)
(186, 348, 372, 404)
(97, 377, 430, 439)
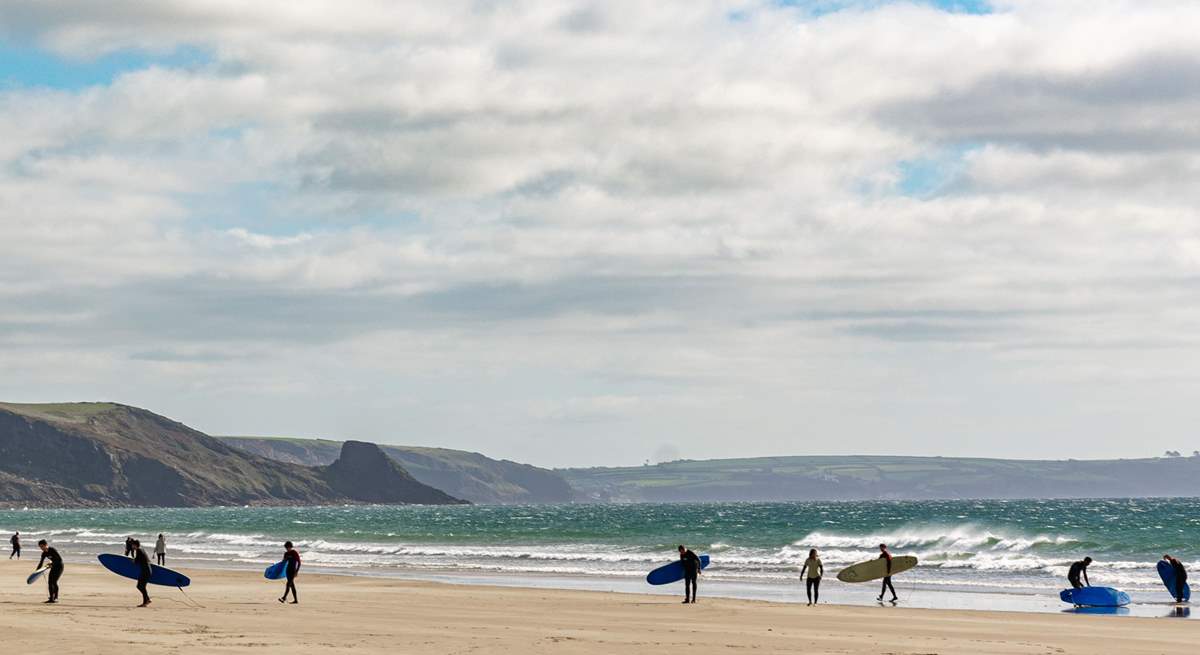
(2, 1, 1200, 468)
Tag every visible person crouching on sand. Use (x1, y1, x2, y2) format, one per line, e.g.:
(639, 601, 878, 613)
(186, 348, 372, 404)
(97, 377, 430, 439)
(36, 539, 63, 604)
(800, 548, 823, 605)
(1067, 557, 1092, 589)
(280, 541, 301, 604)
(678, 545, 701, 604)
(132, 539, 152, 607)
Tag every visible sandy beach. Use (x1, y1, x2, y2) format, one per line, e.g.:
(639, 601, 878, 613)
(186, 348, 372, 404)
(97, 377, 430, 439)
(0, 560, 1192, 654)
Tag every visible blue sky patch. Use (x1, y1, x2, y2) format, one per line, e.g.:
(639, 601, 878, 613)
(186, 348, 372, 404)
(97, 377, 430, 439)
(895, 144, 978, 198)
(0, 41, 211, 90)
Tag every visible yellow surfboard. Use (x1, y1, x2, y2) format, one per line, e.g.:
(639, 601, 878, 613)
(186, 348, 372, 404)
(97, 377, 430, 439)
(836, 555, 918, 583)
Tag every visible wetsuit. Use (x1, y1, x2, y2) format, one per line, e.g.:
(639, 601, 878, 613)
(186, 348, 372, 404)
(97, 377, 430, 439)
(133, 547, 152, 605)
(38, 547, 63, 602)
(802, 556, 823, 604)
(1067, 561, 1089, 590)
(282, 549, 301, 603)
(124, 538, 134, 557)
(680, 549, 701, 603)
(9, 534, 18, 559)
(878, 551, 897, 601)
(1172, 559, 1188, 602)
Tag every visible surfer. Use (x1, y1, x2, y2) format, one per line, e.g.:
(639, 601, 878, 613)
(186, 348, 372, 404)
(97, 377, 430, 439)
(155, 533, 167, 565)
(36, 539, 63, 604)
(9, 531, 19, 559)
(800, 548, 823, 605)
(124, 536, 134, 558)
(678, 545, 701, 604)
(877, 543, 898, 602)
(279, 541, 301, 604)
(1164, 554, 1188, 603)
(1067, 557, 1092, 589)
(132, 538, 153, 607)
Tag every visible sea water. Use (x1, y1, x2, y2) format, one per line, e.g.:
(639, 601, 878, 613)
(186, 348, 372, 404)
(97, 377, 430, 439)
(3, 498, 1196, 617)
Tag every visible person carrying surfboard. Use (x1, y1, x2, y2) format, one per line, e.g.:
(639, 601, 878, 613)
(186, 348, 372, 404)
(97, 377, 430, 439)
(1067, 557, 1092, 589)
(279, 541, 301, 604)
(1163, 554, 1188, 603)
(9, 531, 19, 559)
(800, 548, 823, 605)
(132, 539, 153, 607)
(877, 544, 898, 602)
(678, 545, 701, 604)
(36, 539, 63, 604)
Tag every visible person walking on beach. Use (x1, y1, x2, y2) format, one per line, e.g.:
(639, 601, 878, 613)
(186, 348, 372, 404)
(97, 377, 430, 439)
(36, 539, 63, 604)
(132, 539, 153, 607)
(124, 536, 134, 558)
(1067, 557, 1092, 589)
(279, 541, 301, 604)
(800, 548, 823, 605)
(10, 531, 19, 559)
(155, 533, 167, 566)
(1164, 554, 1188, 603)
(678, 545, 701, 604)
(877, 543, 898, 603)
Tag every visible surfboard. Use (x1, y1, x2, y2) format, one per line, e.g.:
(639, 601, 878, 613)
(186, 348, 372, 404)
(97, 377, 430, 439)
(97, 554, 191, 587)
(1157, 560, 1191, 602)
(836, 555, 918, 583)
(1059, 586, 1130, 607)
(646, 555, 710, 585)
(264, 560, 288, 580)
(26, 565, 51, 585)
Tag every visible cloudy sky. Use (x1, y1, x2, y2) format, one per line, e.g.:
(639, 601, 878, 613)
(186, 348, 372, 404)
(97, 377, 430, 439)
(2, 1, 1199, 467)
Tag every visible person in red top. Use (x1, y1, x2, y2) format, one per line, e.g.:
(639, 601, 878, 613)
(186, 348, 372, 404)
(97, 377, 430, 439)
(279, 541, 301, 604)
(877, 543, 898, 602)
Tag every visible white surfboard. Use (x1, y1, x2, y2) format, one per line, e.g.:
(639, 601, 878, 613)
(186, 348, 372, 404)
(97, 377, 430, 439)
(836, 555, 918, 583)
(26, 565, 51, 585)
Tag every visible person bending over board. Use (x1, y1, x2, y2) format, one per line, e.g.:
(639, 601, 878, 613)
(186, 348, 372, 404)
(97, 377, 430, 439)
(132, 539, 153, 607)
(800, 548, 823, 605)
(155, 533, 167, 566)
(1067, 557, 1092, 589)
(279, 541, 301, 604)
(877, 544, 898, 603)
(36, 539, 63, 604)
(10, 531, 19, 559)
(678, 545, 701, 604)
(1164, 554, 1188, 603)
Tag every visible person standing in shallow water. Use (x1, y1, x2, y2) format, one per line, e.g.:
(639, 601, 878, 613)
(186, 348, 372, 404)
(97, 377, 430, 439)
(877, 543, 898, 603)
(800, 548, 823, 605)
(1164, 554, 1188, 603)
(678, 545, 701, 604)
(132, 539, 152, 607)
(155, 533, 167, 566)
(36, 539, 63, 604)
(279, 541, 301, 604)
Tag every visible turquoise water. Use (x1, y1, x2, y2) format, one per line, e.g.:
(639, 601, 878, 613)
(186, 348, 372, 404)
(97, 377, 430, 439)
(3, 498, 1197, 608)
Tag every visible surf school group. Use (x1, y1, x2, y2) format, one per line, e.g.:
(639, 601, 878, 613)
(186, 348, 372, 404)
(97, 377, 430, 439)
(7, 529, 1193, 610)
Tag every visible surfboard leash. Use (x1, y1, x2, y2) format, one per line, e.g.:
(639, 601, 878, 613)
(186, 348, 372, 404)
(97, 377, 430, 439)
(176, 585, 205, 608)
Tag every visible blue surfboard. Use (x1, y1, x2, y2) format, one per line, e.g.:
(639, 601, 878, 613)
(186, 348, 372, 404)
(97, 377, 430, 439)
(1158, 560, 1191, 602)
(1059, 586, 1130, 607)
(97, 554, 191, 587)
(646, 555, 710, 585)
(264, 560, 288, 580)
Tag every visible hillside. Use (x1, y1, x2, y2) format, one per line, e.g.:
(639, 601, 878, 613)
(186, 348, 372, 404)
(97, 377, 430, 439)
(560, 454, 1200, 502)
(221, 436, 574, 504)
(0, 402, 465, 507)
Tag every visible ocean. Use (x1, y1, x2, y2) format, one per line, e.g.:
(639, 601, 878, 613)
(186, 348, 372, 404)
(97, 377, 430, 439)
(4, 498, 1197, 617)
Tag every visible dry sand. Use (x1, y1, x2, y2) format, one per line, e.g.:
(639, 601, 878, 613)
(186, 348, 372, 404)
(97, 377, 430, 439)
(0, 559, 1191, 654)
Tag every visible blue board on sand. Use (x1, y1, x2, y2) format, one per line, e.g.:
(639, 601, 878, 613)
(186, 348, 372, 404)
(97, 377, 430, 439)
(646, 555, 710, 585)
(97, 554, 191, 587)
(1059, 587, 1130, 607)
(264, 560, 288, 580)
(1157, 560, 1191, 602)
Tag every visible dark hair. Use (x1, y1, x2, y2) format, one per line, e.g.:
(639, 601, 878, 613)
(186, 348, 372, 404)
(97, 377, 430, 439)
(132, 539, 140, 547)
(879, 543, 887, 549)
(1083, 556, 1092, 563)
(37, 539, 47, 546)
(809, 548, 817, 558)
(285, 541, 294, 549)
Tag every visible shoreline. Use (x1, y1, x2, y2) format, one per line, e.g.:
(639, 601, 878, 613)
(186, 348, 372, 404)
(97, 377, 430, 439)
(1, 560, 1194, 654)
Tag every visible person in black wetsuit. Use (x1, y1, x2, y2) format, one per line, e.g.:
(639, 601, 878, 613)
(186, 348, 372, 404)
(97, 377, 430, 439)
(279, 541, 301, 604)
(1067, 557, 1092, 589)
(36, 539, 63, 604)
(1164, 554, 1189, 603)
(877, 543, 898, 602)
(132, 539, 152, 607)
(678, 545, 701, 604)
(9, 531, 19, 559)
(124, 536, 134, 558)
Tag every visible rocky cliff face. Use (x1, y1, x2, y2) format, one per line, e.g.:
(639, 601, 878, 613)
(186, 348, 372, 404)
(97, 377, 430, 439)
(0, 402, 465, 507)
